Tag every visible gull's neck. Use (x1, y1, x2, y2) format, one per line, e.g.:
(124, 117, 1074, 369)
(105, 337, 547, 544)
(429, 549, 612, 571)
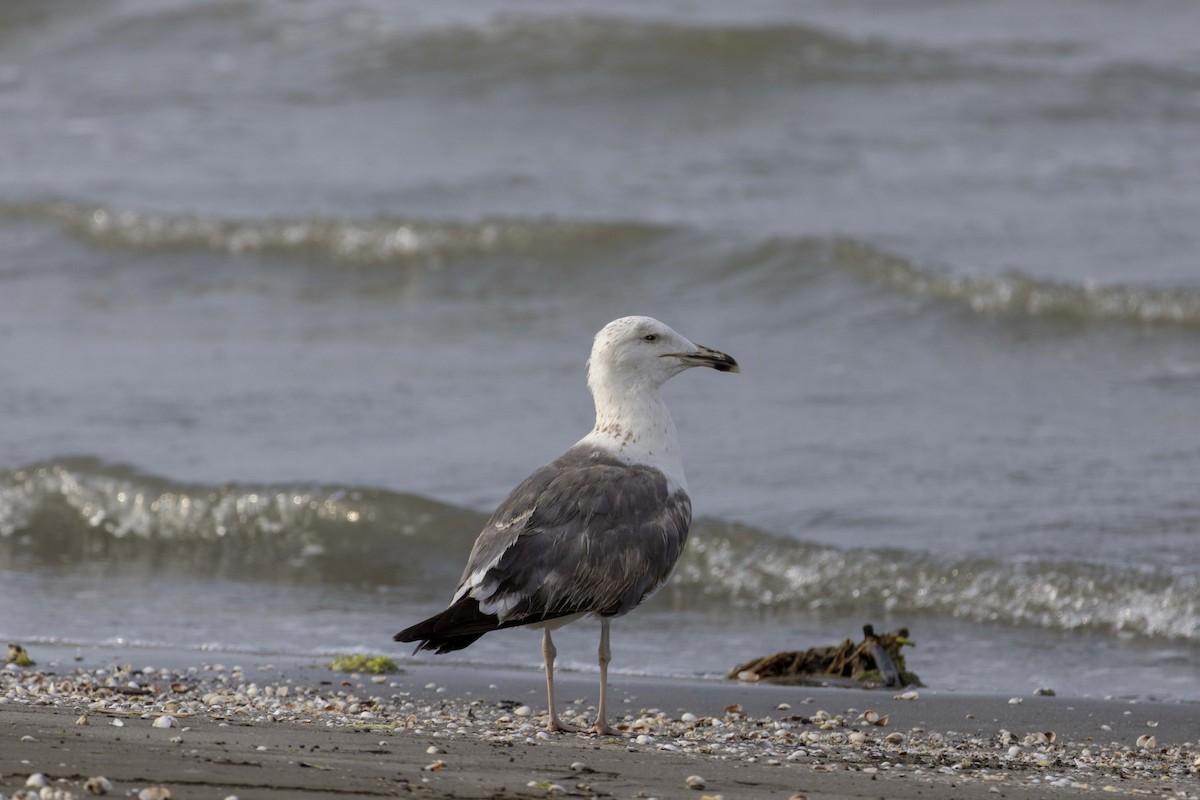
(575, 369, 688, 493)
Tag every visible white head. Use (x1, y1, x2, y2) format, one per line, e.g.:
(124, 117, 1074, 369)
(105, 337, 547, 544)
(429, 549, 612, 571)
(579, 317, 737, 484)
(586, 316, 738, 397)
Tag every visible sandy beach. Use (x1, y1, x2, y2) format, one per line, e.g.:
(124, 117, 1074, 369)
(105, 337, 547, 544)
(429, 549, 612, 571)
(1, 646, 1197, 800)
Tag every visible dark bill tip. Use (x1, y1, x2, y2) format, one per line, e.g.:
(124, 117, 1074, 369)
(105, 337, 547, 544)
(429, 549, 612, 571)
(664, 345, 740, 373)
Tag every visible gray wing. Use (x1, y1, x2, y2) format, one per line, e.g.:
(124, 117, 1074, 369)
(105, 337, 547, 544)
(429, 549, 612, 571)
(457, 450, 692, 624)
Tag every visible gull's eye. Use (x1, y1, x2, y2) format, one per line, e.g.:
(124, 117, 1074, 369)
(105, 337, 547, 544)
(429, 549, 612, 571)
(642, 334, 658, 342)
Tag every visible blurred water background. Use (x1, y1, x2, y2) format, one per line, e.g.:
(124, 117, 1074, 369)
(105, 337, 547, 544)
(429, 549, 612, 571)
(1, 0, 1198, 699)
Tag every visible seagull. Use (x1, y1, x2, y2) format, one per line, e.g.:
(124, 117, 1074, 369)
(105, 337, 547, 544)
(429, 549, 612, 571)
(394, 316, 738, 734)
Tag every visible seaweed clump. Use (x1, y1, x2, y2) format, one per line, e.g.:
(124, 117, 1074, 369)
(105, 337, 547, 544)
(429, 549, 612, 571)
(727, 625, 921, 688)
(327, 654, 400, 674)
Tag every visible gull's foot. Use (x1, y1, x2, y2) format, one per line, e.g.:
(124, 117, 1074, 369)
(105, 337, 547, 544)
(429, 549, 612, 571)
(586, 721, 624, 737)
(545, 716, 583, 733)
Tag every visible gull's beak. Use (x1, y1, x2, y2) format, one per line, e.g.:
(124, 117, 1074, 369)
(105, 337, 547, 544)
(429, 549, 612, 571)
(663, 344, 740, 373)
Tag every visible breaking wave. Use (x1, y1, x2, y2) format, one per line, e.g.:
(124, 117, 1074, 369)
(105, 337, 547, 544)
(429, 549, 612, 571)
(372, 15, 961, 90)
(6, 200, 1200, 327)
(2, 459, 1196, 643)
(0, 199, 669, 267)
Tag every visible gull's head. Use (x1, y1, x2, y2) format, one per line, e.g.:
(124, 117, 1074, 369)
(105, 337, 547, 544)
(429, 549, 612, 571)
(587, 316, 739, 393)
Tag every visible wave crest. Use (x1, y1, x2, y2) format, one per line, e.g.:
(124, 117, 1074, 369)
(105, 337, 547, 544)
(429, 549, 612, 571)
(832, 239, 1200, 327)
(3, 459, 1196, 643)
(0, 200, 670, 267)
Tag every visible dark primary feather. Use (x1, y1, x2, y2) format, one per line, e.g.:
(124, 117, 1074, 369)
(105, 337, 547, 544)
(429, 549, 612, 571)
(394, 446, 692, 653)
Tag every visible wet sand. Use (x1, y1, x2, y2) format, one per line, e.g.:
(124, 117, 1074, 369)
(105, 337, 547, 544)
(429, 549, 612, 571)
(2, 646, 1197, 799)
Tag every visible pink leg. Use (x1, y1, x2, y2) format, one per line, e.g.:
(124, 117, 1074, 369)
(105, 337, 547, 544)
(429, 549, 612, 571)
(588, 619, 621, 736)
(542, 629, 580, 733)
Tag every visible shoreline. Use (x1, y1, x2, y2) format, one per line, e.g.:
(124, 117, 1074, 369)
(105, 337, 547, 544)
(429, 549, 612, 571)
(2, 645, 1197, 799)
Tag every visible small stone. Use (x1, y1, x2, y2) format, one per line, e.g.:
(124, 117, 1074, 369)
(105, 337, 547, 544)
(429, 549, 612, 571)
(685, 775, 706, 790)
(84, 776, 113, 796)
(1034, 687, 1056, 696)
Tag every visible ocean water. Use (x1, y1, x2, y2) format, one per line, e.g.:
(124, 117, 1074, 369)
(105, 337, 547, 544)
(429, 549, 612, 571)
(2, 0, 1198, 700)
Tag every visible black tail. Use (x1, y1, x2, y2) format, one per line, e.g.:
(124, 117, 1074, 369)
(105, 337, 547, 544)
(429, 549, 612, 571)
(394, 597, 500, 654)
(394, 597, 583, 654)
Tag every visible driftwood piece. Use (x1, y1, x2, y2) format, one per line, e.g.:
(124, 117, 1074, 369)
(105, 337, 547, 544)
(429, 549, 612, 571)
(726, 625, 922, 688)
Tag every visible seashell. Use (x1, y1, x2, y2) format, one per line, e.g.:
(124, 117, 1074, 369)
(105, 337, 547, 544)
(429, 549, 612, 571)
(426, 745, 445, 755)
(111, 718, 124, 727)
(1007, 697, 1023, 705)
(847, 731, 867, 745)
(26, 774, 49, 788)
(736, 670, 759, 682)
(685, 775, 706, 790)
(152, 715, 177, 729)
(893, 690, 919, 701)
(513, 705, 531, 717)
(680, 712, 697, 723)
(137, 788, 171, 800)
(884, 732, 905, 744)
(75, 715, 89, 726)
(85, 776, 113, 795)
(1135, 734, 1156, 749)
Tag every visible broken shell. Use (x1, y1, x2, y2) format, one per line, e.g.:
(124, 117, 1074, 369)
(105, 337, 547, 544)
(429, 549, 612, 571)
(75, 715, 89, 726)
(893, 690, 918, 701)
(860, 709, 890, 726)
(422, 760, 446, 772)
(137, 788, 171, 800)
(85, 776, 113, 796)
